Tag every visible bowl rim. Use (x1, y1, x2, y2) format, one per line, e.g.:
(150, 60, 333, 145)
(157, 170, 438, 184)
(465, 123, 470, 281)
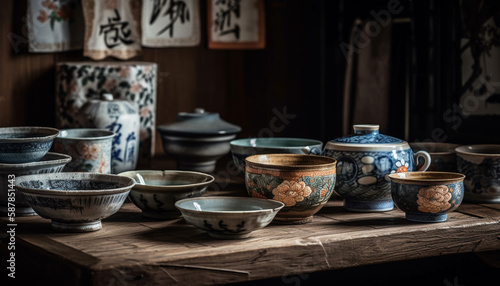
(455, 144, 500, 157)
(409, 142, 460, 155)
(118, 170, 215, 191)
(0, 152, 72, 170)
(245, 154, 337, 171)
(57, 128, 115, 140)
(230, 137, 323, 148)
(14, 172, 135, 196)
(0, 126, 59, 143)
(175, 196, 285, 214)
(388, 171, 465, 184)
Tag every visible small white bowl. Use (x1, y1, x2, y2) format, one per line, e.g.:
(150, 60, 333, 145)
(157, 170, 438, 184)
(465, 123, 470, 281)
(175, 196, 284, 239)
(118, 170, 215, 219)
(15, 172, 135, 232)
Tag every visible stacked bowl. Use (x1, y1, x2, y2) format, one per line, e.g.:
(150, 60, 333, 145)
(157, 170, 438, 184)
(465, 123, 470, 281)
(0, 127, 63, 216)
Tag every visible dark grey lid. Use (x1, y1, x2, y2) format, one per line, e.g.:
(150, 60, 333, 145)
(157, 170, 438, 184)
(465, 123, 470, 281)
(157, 108, 241, 136)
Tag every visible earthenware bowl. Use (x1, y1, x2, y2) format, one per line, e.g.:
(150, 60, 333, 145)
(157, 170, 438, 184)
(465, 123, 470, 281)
(175, 196, 284, 239)
(230, 137, 323, 173)
(320, 124, 431, 212)
(388, 172, 465, 223)
(157, 108, 241, 172)
(0, 126, 59, 164)
(245, 154, 336, 224)
(409, 142, 460, 172)
(14, 173, 135, 232)
(456, 145, 500, 203)
(0, 152, 72, 216)
(118, 170, 215, 219)
(53, 128, 115, 173)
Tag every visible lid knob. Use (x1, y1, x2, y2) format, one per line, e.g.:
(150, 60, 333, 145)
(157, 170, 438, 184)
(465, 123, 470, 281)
(194, 108, 205, 114)
(353, 124, 379, 135)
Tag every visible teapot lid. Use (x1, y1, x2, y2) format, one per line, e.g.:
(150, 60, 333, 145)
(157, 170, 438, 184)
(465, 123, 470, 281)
(157, 108, 241, 136)
(332, 125, 404, 144)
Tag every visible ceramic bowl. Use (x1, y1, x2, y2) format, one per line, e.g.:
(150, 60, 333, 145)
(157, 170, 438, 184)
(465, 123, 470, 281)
(14, 173, 135, 232)
(388, 172, 465, 223)
(53, 128, 115, 173)
(118, 170, 215, 219)
(245, 154, 337, 224)
(456, 145, 500, 203)
(0, 126, 59, 164)
(409, 142, 460, 172)
(175, 196, 284, 239)
(320, 124, 431, 212)
(0, 152, 72, 216)
(230, 137, 323, 173)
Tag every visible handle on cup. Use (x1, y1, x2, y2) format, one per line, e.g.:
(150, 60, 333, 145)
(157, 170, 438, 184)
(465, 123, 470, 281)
(413, 150, 431, 171)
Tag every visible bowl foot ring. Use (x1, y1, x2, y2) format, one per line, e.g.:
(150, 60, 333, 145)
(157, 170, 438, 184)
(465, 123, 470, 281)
(405, 213, 447, 223)
(51, 220, 102, 232)
(343, 199, 394, 212)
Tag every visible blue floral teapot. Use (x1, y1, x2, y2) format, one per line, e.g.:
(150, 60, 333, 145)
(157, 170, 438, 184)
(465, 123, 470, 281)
(316, 124, 431, 212)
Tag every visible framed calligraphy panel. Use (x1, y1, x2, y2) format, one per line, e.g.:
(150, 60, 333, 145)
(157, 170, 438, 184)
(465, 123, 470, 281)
(207, 0, 265, 49)
(82, 0, 142, 60)
(27, 0, 84, 52)
(142, 0, 201, 47)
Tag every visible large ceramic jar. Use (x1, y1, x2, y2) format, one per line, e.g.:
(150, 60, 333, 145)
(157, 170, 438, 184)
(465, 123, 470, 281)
(323, 124, 431, 212)
(76, 94, 140, 174)
(157, 108, 241, 172)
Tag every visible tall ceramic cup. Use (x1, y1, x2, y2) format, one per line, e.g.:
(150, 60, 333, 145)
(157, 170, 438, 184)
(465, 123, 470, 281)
(53, 129, 115, 173)
(456, 145, 500, 203)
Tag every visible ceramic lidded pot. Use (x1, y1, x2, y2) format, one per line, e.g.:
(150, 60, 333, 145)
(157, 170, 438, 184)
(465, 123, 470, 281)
(322, 124, 431, 212)
(157, 108, 241, 172)
(76, 93, 140, 174)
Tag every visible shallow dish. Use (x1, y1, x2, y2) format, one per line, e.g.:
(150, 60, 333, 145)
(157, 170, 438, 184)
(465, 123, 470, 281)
(175, 196, 284, 239)
(15, 173, 135, 232)
(118, 170, 215, 219)
(230, 137, 323, 173)
(0, 126, 59, 164)
(0, 152, 71, 216)
(388, 172, 465, 223)
(245, 154, 336, 224)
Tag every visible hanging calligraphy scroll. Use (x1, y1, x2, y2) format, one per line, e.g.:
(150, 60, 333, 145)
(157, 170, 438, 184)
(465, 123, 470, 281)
(207, 0, 265, 49)
(27, 0, 84, 52)
(142, 0, 201, 47)
(82, 0, 142, 60)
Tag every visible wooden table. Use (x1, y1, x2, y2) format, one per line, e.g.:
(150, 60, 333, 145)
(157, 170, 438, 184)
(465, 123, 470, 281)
(2, 162, 500, 285)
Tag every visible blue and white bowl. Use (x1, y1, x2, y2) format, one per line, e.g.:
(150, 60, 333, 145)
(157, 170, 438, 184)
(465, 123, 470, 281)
(0, 152, 71, 216)
(15, 173, 135, 232)
(0, 126, 59, 164)
(175, 196, 284, 239)
(321, 124, 431, 212)
(388, 172, 465, 223)
(456, 145, 500, 203)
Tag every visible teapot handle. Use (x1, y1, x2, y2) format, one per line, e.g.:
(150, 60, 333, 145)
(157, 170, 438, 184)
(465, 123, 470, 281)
(413, 151, 431, 171)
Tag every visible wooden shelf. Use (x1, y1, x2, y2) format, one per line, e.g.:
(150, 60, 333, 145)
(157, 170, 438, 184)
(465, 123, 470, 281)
(2, 173, 500, 285)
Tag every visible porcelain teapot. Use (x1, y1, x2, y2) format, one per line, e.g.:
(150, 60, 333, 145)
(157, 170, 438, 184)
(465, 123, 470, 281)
(306, 124, 431, 212)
